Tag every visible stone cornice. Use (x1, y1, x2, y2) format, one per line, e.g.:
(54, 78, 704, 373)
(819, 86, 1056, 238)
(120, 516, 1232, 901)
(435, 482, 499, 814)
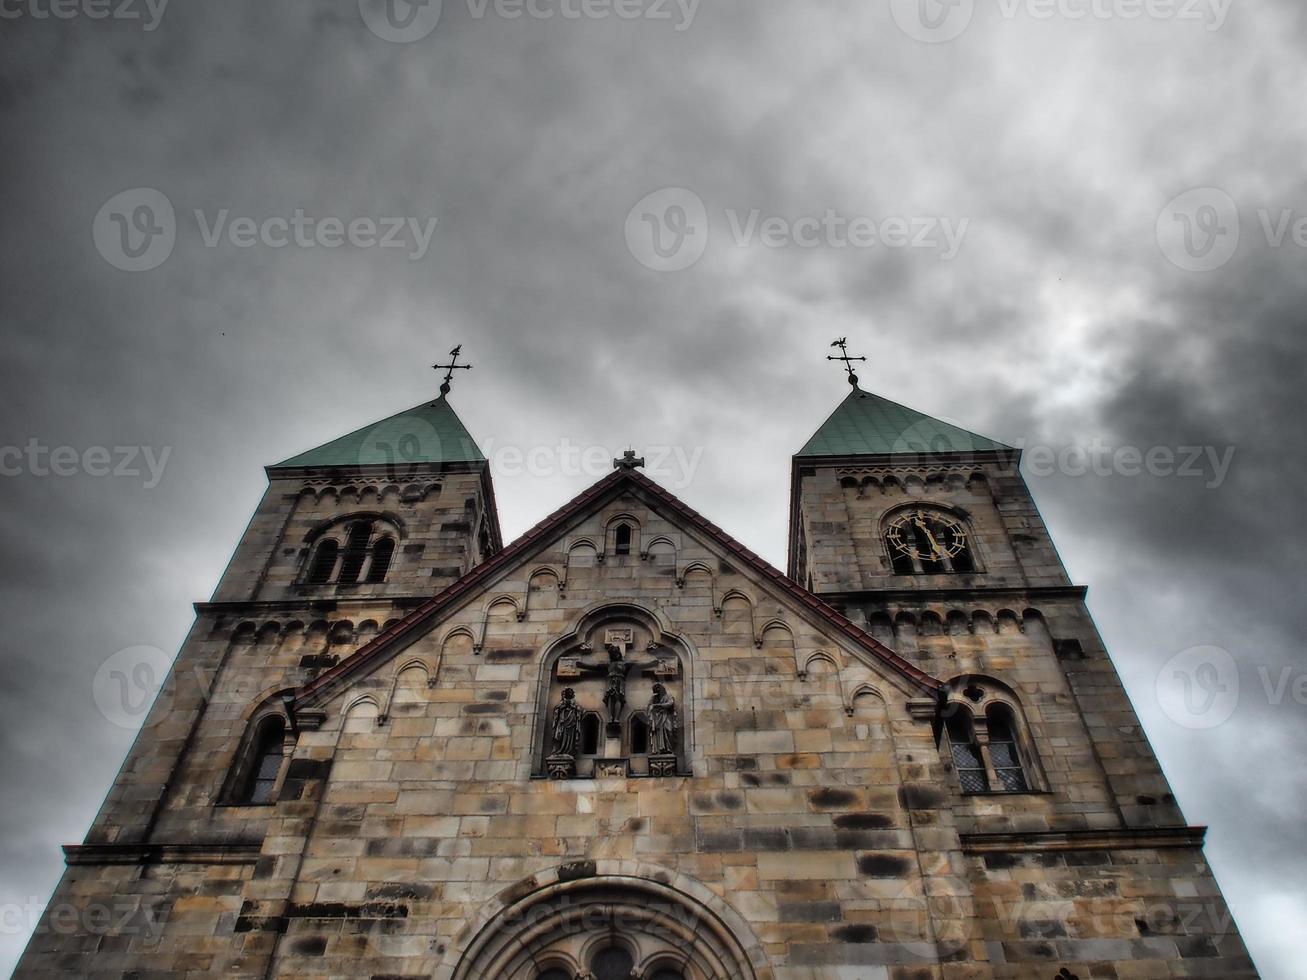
(960, 826, 1207, 854)
(193, 596, 434, 615)
(64, 842, 263, 867)
(817, 585, 1089, 606)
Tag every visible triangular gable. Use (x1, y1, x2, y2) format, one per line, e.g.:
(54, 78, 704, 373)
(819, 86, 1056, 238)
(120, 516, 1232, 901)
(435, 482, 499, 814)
(296, 468, 943, 707)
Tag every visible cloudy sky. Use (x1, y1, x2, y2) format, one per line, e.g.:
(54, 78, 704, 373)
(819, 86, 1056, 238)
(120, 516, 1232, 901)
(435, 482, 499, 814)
(2, 1, 1304, 975)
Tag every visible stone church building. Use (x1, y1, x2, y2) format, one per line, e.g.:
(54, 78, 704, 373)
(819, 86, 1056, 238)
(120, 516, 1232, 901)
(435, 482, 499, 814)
(17, 379, 1258, 979)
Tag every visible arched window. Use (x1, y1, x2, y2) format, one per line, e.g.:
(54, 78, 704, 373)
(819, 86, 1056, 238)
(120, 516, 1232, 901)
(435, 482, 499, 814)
(239, 717, 286, 805)
(592, 946, 635, 980)
(307, 540, 339, 585)
(536, 970, 570, 980)
(649, 970, 686, 980)
(884, 508, 977, 575)
(337, 521, 373, 584)
(614, 523, 632, 556)
(305, 517, 401, 586)
(581, 713, 602, 756)
(366, 536, 395, 583)
(987, 704, 1029, 792)
(944, 708, 989, 793)
(629, 713, 649, 756)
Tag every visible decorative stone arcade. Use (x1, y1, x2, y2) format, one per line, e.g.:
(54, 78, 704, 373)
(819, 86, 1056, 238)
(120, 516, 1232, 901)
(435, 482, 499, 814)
(535, 613, 685, 779)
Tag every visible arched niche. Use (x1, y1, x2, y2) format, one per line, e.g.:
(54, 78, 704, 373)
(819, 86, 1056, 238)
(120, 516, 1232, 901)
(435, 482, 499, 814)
(531, 604, 690, 780)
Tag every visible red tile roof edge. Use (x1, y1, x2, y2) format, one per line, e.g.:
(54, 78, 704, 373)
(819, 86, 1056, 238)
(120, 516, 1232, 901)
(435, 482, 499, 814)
(297, 469, 943, 706)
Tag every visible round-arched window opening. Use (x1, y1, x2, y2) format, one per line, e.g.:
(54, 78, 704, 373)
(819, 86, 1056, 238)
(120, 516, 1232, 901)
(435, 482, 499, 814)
(649, 969, 687, 980)
(535, 970, 570, 980)
(592, 946, 634, 980)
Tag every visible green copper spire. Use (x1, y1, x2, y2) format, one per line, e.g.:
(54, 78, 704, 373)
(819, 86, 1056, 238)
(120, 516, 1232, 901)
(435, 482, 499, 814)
(798, 386, 1011, 458)
(271, 396, 487, 470)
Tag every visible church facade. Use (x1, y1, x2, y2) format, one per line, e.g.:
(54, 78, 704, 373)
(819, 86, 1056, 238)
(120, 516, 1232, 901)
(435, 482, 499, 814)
(16, 382, 1258, 979)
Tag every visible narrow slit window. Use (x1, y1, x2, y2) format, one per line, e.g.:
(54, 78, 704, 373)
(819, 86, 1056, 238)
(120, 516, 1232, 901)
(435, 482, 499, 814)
(337, 521, 373, 584)
(945, 709, 989, 793)
(614, 523, 632, 556)
(240, 718, 286, 805)
(987, 705, 1029, 792)
(307, 540, 338, 585)
(630, 714, 649, 756)
(366, 537, 395, 583)
(581, 713, 602, 756)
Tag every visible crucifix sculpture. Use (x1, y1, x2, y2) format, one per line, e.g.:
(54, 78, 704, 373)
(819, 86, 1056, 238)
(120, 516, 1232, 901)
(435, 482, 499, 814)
(827, 337, 867, 387)
(433, 345, 473, 398)
(576, 636, 667, 730)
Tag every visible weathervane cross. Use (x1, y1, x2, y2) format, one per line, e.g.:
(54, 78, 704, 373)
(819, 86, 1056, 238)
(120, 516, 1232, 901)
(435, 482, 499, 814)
(433, 345, 473, 397)
(827, 337, 867, 387)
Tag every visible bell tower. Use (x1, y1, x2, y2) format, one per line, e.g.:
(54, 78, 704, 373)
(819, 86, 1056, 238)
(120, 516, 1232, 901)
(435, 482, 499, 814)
(788, 353, 1187, 831)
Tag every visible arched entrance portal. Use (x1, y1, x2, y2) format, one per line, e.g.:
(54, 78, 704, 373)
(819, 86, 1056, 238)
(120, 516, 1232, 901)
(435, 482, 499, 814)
(447, 871, 760, 980)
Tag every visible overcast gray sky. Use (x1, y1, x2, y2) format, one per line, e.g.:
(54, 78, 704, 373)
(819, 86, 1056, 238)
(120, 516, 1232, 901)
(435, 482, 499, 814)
(2, 1, 1304, 976)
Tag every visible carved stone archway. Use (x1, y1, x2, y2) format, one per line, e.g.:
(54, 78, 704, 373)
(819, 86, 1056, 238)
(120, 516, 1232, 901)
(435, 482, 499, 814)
(442, 866, 764, 980)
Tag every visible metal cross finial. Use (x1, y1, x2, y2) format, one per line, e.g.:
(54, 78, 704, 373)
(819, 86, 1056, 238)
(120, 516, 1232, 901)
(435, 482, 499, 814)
(614, 450, 645, 471)
(827, 337, 867, 387)
(433, 345, 473, 398)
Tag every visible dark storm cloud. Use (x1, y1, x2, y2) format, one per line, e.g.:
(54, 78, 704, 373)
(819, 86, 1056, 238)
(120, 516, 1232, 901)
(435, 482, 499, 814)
(2, 1, 1305, 975)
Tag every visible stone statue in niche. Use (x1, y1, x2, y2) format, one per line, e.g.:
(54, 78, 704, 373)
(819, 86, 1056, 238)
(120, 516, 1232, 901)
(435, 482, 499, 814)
(648, 683, 677, 756)
(550, 688, 582, 758)
(578, 643, 667, 727)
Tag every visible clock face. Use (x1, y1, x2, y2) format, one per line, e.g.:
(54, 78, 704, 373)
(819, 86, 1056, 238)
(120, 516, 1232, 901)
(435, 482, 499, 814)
(886, 509, 970, 562)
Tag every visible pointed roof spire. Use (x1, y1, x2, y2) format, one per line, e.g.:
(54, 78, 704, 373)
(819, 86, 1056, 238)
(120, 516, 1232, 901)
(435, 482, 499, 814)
(270, 397, 487, 470)
(272, 346, 489, 470)
(798, 387, 1011, 458)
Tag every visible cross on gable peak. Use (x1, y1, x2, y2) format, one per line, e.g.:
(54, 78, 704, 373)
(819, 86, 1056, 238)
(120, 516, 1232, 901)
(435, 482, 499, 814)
(614, 450, 645, 470)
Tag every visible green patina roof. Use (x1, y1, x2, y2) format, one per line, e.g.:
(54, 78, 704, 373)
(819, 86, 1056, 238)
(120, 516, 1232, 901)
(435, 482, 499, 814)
(271, 397, 486, 469)
(798, 386, 1011, 458)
